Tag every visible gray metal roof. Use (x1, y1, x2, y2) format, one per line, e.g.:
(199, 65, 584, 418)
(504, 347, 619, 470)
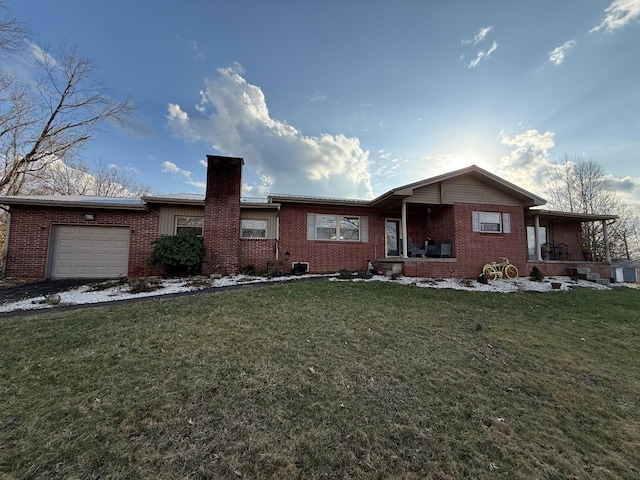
(0, 195, 147, 210)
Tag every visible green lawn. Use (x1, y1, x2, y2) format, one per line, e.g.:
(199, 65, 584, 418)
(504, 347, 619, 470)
(1, 281, 639, 479)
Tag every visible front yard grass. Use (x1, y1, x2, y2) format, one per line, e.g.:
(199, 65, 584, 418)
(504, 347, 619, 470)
(1, 281, 639, 479)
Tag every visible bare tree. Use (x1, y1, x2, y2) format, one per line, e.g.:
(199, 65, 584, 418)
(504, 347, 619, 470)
(90, 160, 150, 197)
(0, 44, 134, 197)
(545, 155, 639, 260)
(29, 158, 150, 197)
(0, 3, 27, 55)
(0, 6, 140, 253)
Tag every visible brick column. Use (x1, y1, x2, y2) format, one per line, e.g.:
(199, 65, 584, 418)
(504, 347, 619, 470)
(202, 155, 243, 275)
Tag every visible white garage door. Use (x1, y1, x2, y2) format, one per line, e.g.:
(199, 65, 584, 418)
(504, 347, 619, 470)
(49, 225, 130, 278)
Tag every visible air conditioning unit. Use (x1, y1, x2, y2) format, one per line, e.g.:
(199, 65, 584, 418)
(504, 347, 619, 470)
(291, 261, 309, 274)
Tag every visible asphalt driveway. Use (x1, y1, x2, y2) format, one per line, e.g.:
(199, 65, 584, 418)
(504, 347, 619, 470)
(0, 278, 101, 304)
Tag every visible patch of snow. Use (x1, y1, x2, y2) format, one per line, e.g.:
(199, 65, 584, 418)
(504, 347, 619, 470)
(0, 274, 324, 313)
(0, 273, 622, 314)
(330, 274, 614, 293)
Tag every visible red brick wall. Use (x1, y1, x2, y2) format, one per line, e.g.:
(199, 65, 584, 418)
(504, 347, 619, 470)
(278, 204, 384, 273)
(239, 239, 277, 272)
(406, 205, 455, 250)
(542, 220, 583, 261)
(452, 203, 528, 278)
(4, 206, 159, 278)
(401, 259, 461, 278)
(202, 156, 243, 275)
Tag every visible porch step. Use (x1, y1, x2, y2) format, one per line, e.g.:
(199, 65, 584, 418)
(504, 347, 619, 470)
(566, 267, 610, 285)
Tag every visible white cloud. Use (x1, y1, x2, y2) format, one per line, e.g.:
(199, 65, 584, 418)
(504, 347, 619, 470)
(498, 129, 557, 193)
(607, 175, 638, 193)
(162, 161, 206, 189)
(307, 92, 327, 102)
(192, 40, 206, 61)
(467, 40, 499, 69)
(462, 26, 494, 46)
(499, 130, 640, 207)
(166, 64, 374, 199)
(606, 174, 640, 207)
(167, 103, 188, 122)
(27, 41, 58, 67)
(461, 26, 498, 68)
(591, 0, 640, 33)
(549, 40, 577, 65)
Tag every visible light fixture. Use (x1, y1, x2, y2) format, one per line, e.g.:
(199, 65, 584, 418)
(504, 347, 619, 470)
(284, 250, 291, 261)
(85, 214, 96, 221)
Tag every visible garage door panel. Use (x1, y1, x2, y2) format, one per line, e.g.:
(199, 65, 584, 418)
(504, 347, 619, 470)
(95, 239, 113, 248)
(55, 266, 73, 276)
(50, 226, 130, 278)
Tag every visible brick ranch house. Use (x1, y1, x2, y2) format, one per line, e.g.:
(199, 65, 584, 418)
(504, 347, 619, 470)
(1, 155, 617, 280)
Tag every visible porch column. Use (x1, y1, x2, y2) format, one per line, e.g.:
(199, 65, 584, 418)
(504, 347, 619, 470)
(602, 220, 611, 263)
(401, 200, 408, 258)
(534, 214, 542, 261)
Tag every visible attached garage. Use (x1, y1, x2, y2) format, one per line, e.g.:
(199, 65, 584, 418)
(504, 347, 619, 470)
(48, 225, 130, 278)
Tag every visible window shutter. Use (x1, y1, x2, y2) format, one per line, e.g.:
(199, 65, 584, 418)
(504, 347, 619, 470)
(360, 216, 369, 242)
(472, 211, 480, 232)
(307, 213, 315, 240)
(502, 213, 511, 233)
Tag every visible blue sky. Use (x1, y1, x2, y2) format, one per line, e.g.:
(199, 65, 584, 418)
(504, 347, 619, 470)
(7, 0, 640, 207)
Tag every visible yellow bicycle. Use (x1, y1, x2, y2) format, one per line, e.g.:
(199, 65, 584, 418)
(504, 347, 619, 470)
(482, 257, 519, 280)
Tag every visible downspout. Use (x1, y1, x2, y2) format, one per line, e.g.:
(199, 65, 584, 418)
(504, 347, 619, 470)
(1, 207, 10, 276)
(275, 205, 280, 260)
(401, 200, 408, 258)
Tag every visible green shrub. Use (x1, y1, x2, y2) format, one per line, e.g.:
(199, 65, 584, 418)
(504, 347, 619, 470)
(148, 233, 205, 276)
(529, 266, 545, 282)
(477, 274, 488, 284)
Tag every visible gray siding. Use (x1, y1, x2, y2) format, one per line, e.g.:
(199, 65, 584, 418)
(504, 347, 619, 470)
(158, 206, 278, 238)
(410, 184, 441, 203)
(158, 206, 205, 235)
(240, 209, 278, 239)
(441, 175, 523, 206)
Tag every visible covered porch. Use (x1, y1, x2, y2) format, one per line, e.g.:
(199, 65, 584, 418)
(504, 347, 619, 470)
(525, 209, 617, 262)
(378, 202, 460, 278)
(525, 209, 618, 279)
(382, 203, 456, 260)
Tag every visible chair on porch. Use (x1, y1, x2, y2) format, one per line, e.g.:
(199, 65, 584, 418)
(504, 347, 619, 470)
(408, 238, 426, 257)
(557, 243, 570, 260)
(427, 240, 451, 258)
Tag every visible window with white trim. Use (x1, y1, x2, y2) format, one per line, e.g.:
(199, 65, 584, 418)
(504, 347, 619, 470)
(175, 216, 203, 236)
(307, 213, 368, 242)
(472, 211, 511, 233)
(241, 219, 267, 239)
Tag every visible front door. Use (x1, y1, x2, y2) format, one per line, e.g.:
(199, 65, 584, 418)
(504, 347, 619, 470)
(386, 219, 401, 256)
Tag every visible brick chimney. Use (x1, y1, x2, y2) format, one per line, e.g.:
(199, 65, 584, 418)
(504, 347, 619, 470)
(202, 155, 243, 275)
